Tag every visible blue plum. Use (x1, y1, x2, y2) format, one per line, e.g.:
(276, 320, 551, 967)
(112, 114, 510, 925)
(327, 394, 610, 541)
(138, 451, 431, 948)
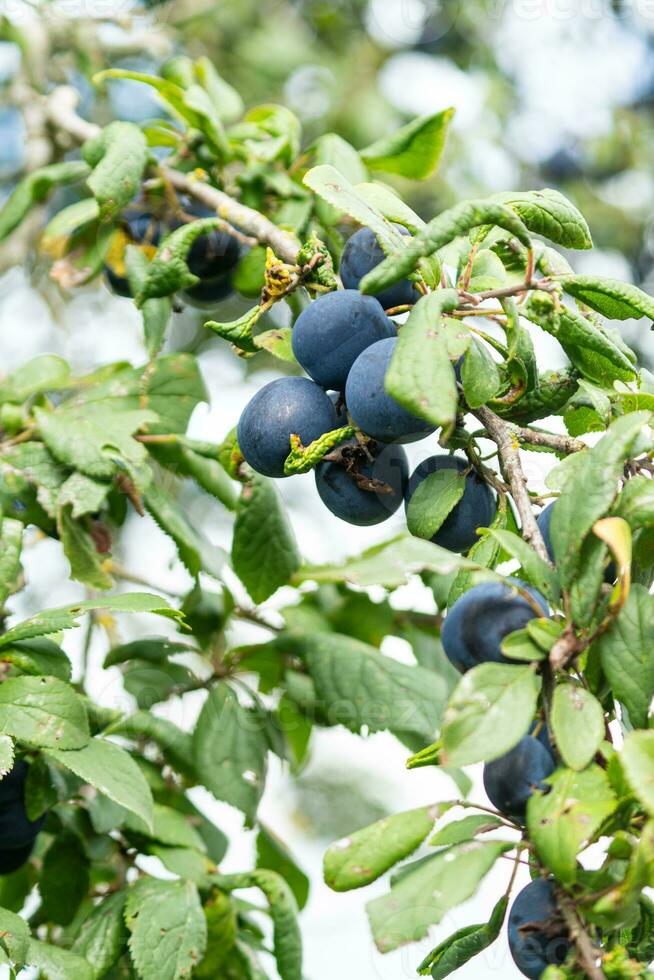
(327, 391, 348, 425)
(345, 337, 436, 444)
(175, 201, 241, 280)
(538, 502, 615, 582)
(315, 440, 408, 526)
(441, 580, 549, 673)
(340, 224, 419, 311)
(0, 841, 35, 875)
(483, 734, 556, 822)
(404, 455, 497, 552)
(0, 761, 46, 853)
(291, 290, 395, 391)
(237, 377, 337, 478)
(182, 274, 234, 308)
(508, 879, 571, 979)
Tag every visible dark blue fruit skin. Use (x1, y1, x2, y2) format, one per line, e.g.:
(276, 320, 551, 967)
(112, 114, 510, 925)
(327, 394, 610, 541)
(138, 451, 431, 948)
(237, 377, 337, 478)
(404, 455, 497, 553)
(345, 337, 436, 444)
(483, 735, 556, 822)
(291, 290, 395, 391)
(315, 440, 409, 526)
(0, 761, 46, 852)
(538, 502, 616, 582)
(441, 580, 549, 673)
(340, 225, 419, 311)
(104, 209, 163, 298)
(182, 274, 233, 308)
(509, 879, 571, 979)
(327, 392, 348, 425)
(0, 841, 35, 875)
(175, 202, 241, 281)
(103, 265, 132, 298)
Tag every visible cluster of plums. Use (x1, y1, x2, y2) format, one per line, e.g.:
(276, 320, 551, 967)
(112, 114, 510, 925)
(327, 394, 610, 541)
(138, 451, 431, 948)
(237, 226, 497, 549)
(104, 201, 241, 307)
(0, 760, 45, 874)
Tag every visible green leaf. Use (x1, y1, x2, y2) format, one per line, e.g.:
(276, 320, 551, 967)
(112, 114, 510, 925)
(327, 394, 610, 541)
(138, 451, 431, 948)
(125, 803, 206, 851)
(0, 676, 89, 749)
(527, 765, 617, 883)
(137, 219, 231, 303)
(194, 890, 236, 977)
(58, 472, 110, 518)
(0, 906, 29, 967)
(295, 534, 474, 589)
(441, 663, 541, 766)
(551, 684, 605, 771)
(448, 500, 510, 606)
(0, 441, 66, 520)
(550, 413, 651, 587)
(536, 305, 637, 381)
(0, 638, 71, 681)
(35, 404, 156, 487)
(232, 476, 300, 603)
(194, 56, 243, 122)
(40, 830, 90, 925)
(307, 133, 367, 226)
(125, 878, 207, 980)
(0, 734, 15, 776)
(0, 516, 22, 607)
(0, 592, 184, 648)
(385, 290, 460, 429)
(0, 354, 70, 403)
(493, 189, 592, 249)
(215, 870, 302, 980)
(324, 804, 444, 892)
(58, 506, 113, 591)
(289, 631, 450, 740)
(303, 164, 409, 252)
(406, 468, 467, 540)
(558, 275, 654, 320)
(596, 585, 654, 729)
(94, 69, 199, 131)
(614, 475, 654, 530)
(461, 338, 501, 408)
(111, 710, 195, 780)
(485, 529, 560, 603)
(182, 84, 229, 159)
(500, 629, 546, 662)
(0, 161, 89, 243)
(365, 841, 511, 953)
(104, 637, 191, 668)
(72, 891, 127, 978)
(41, 198, 100, 256)
(428, 813, 504, 847)
(621, 730, 654, 816)
(193, 683, 268, 825)
(359, 199, 531, 296)
(256, 825, 310, 911)
(417, 894, 508, 978)
(47, 737, 154, 830)
(144, 483, 226, 579)
(27, 938, 94, 980)
(360, 108, 455, 180)
(83, 121, 149, 222)
(125, 246, 172, 358)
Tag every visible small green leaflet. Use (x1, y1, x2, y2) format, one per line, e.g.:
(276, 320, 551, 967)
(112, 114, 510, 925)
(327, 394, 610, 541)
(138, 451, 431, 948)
(125, 878, 207, 980)
(0, 676, 89, 749)
(417, 894, 508, 978)
(306, 133, 367, 226)
(355, 182, 426, 233)
(484, 528, 560, 603)
(461, 338, 501, 407)
(615, 474, 654, 529)
(256, 825, 310, 911)
(137, 218, 231, 304)
(558, 275, 654, 320)
(365, 840, 511, 953)
(125, 246, 172, 357)
(0, 354, 70, 403)
(83, 121, 149, 221)
(0, 592, 185, 648)
(596, 585, 654, 729)
(193, 683, 268, 825)
(303, 164, 408, 253)
(385, 290, 459, 430)
(26, 938, 94, 980)
(47, 737, 154, 830)
(294, 534, 474, 589)
(0, 160, 89, 243)
(406, 468, 466, 540)
(0, 906, 29, 967)
(550, 684, 605, 771)
(0, 638, 72, 681)
(429, 813, 504, 847)
(0, 734, 15, 776)
(58, 505, 113, 591)
(359, 199, 531, 296)
(441, 663, 541, 766)
(0, 516, 22, 607)
(72, 891, 127, 978)
(324, 804, 445, 891)
(232, 475, 300, 602)
(621, 730, 654, 816)
(360, 108, 455, 180)
(527, 765, 617, 884)
(492, 188, 592, 249)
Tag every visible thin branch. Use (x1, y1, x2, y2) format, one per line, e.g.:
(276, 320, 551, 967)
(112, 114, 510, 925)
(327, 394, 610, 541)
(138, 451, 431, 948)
(507, 424, 587, 456)
(45, 86, 301, 264)
(458, 276, 554, 306)
(471, 404, 550, 563)
(554, 885, 606, 980)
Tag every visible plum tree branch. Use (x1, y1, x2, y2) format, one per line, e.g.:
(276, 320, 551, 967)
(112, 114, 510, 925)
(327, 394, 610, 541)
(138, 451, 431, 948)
(506, 424, 587, 456)
(471, 404, 550, 563)
(44, 86, 301, 264)
(555, 885, 606, 980)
